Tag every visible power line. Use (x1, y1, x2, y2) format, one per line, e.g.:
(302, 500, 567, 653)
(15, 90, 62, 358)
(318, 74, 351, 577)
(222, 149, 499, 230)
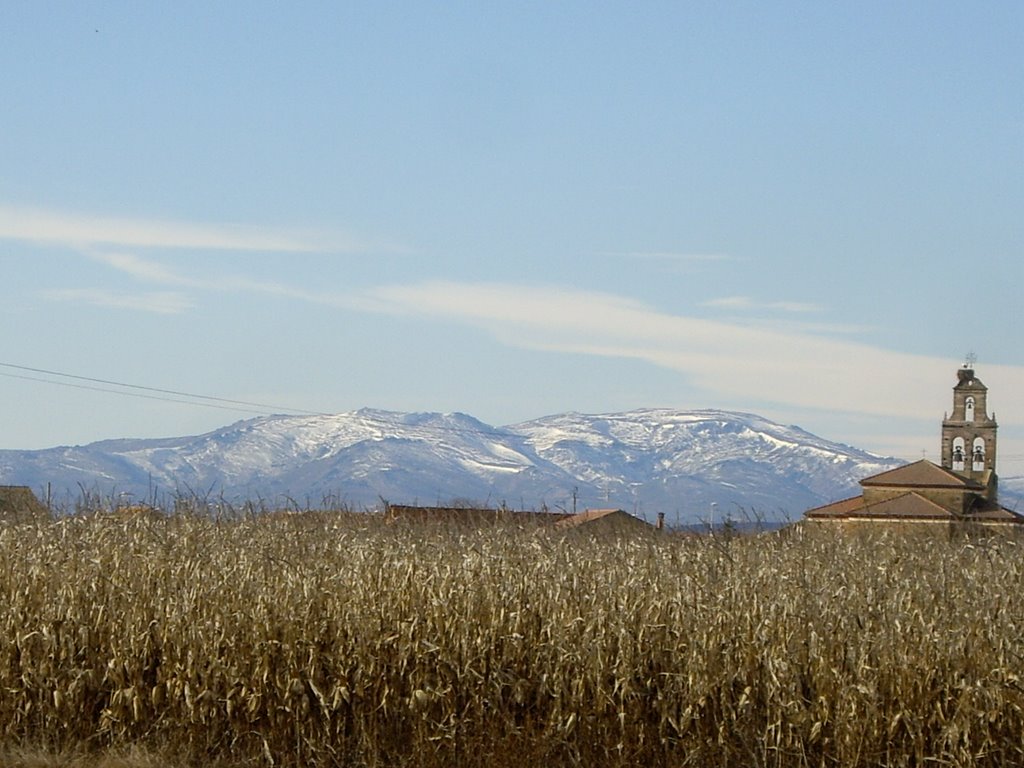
(4, 361, 1021, 464)
(0, 362, 530, 441)
(0, 371, 278, 415)
(0, 362, 329, 417)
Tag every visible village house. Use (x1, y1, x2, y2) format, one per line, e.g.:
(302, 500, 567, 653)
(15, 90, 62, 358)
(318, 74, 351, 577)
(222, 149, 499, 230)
(804, 362, 1023, 529)
(384, 502, 659, 532)
(554, 507, 658, 533)
(384, 502, 570, 527)
(0, 485, 49, 524)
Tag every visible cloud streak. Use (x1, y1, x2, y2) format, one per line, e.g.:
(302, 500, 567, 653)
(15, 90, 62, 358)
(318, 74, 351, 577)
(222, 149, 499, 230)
(46, 252, 347, 313)
(89, 252, 203, 287)
(88, 252, 331, 300)
(34, 247, 1024, 441)
(702, 295, 822, 313)
(0, 205, 395, 253)
(364, 280, 1024, 428)
(42, 288, 194, 314)
(616, 251, 733, 263)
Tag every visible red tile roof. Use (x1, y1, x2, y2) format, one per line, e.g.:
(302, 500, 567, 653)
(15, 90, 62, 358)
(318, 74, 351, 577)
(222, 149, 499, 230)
(966, 501, 1024, 523)
(554, 508, 651, 529)
(804, 495, 866, 519)
(808, 492, 954, 521)
(806, 491, 1024, 524)
(860, 460, 983, 489)
(852, 493, 955, 520)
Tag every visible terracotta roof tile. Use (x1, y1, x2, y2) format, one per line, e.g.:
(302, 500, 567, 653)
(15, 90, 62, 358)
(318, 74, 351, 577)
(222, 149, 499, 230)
(807, 492, 959, 521)
(851, 492, 955, 520)
(554, 508, 649, 529)
(966, 500, 1024, 523)
(860, 460, 982, 489)
(804, 496, 865, 519)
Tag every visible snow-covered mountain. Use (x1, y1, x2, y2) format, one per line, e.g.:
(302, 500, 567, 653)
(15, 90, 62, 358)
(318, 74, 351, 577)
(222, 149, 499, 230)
(509, 409, 899, 521)
(1001, 477, 1024, 512)
(0, 408, 902, 522)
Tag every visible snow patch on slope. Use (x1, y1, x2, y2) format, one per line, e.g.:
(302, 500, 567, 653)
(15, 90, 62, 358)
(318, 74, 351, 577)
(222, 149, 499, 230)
(0, 407, 903, 521)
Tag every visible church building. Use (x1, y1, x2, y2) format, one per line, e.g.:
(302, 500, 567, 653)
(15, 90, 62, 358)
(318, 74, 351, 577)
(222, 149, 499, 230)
(805, 362, 1023, 528)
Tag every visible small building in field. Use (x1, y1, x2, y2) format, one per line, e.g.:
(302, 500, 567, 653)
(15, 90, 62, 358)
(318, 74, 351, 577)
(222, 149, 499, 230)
(383, 503, 658, 534)
(554, 507, 655, 534)
(384, 503, 569, 527)
(0, 486, 50, 523)
(805, 363, 1024, 530)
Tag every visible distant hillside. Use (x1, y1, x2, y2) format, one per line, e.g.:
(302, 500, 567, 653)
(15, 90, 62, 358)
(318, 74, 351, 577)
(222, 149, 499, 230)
(1000, 476, 1024, 511)
(0, 408, 902, 522)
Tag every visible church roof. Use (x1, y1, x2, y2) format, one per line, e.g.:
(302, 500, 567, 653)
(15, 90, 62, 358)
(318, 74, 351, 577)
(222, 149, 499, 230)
(806, 491, 1024, 525)
(555, 508, 651, 529)
(966, 500, 1024, 524)
(855, 493, 956, 520)
(860, 459, 984, 490)
(807, 492, 955, 521)
(804, 495, 866, 519)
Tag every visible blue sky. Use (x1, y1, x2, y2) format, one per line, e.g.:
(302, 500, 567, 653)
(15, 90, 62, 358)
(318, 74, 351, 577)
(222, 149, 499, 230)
(1, 2, 1022, 475)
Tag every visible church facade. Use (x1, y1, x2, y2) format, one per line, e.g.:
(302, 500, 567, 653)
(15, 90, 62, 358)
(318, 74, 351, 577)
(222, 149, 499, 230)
(805, 364, 1023, 528)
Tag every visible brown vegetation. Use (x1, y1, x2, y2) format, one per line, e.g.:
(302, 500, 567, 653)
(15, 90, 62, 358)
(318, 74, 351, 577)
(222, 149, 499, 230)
(0, 486, 50, 524)
(1, 511, 1023, 767)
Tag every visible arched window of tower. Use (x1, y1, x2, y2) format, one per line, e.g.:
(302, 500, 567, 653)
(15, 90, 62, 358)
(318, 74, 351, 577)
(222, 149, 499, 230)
(965, 396, 975, 422)
(952, 437, 966, 470)
(972, 438, 986, 471)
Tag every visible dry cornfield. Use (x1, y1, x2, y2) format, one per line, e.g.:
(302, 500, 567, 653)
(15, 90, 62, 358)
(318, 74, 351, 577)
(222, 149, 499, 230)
(2, 510, 1024, 767)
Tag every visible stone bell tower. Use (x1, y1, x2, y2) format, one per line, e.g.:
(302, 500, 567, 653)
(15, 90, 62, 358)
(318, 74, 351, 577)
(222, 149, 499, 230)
(941, 358, 998, 493)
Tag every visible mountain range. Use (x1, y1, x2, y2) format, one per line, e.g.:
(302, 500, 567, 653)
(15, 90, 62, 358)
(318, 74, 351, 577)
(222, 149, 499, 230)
(0, 407, 918, 523)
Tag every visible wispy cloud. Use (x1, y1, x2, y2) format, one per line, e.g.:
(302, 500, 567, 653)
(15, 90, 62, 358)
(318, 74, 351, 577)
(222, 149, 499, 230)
(30, 262, 1024, 437)
(363, 280, 1024, 427)
(9, 206, 409, 315)
(89, 252, 203, 287)
(598, 251, 735, 276)
(87, 252, 312, 296)
(703, 295, 823, 313)
(43, 288, 194, 314)
(601, 251, 734, 265)
(37, 250, 343, 315)
(0, 205, 398, 253)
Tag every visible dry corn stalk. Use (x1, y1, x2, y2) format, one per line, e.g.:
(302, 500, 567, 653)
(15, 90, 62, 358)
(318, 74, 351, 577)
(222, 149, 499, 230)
(0, 511, 1022, 767)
